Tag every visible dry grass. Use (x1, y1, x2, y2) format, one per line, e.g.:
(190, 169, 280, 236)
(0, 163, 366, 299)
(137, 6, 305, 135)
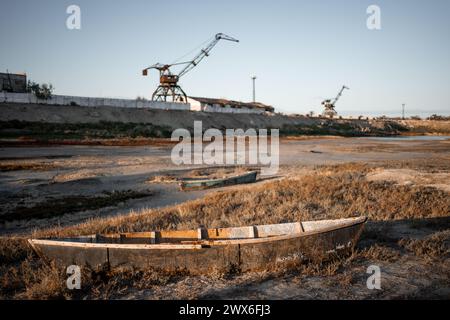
(374, 158, 450, 173)
(0, 237, 31, 264)
(399, 230, 450, 260)
(10, 162, 443, 241)
(1, 162, 449, 299)
(358, 244, 401, 262)
(33, 163, 447, 240)
(0, 237, 68, 299)
(287, 251, 358, 278)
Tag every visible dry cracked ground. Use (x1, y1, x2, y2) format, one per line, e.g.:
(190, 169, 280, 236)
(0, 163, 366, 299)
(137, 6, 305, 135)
(0, 136, 449, 299)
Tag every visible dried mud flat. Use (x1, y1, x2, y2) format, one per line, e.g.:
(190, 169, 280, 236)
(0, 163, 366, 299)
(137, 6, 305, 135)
(0, 136, 449, 299)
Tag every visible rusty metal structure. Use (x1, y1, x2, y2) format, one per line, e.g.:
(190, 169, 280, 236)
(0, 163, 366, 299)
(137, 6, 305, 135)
(142, 33, 239, 102)
(321, 85, 349, 118)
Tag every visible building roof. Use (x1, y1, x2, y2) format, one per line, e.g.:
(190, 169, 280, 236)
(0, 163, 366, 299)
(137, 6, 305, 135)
(0, 72, 26, 77)
(1, 72, 27, 93)
(189, 96, 274, 112)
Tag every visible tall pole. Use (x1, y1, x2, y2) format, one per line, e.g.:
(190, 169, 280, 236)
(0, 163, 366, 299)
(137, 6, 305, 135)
(402, 103, 405, 119)
(251, 76, 256, 102)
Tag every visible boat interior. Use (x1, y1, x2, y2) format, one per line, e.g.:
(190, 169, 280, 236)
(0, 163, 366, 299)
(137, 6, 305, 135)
(179, 170, 258, 189)
(50, 217, 365, 245)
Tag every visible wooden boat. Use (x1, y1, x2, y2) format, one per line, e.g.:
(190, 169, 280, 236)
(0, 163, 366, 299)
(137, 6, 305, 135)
(28, 216, 367, 274)
(179, 170, 258, 191)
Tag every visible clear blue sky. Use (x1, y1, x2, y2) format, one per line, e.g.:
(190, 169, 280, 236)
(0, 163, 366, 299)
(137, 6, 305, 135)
(1, 0, 449, 117)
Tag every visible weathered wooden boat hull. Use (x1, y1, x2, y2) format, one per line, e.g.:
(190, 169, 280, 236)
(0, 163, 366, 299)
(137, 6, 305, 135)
(28, 217, 366, 274)
(179, 171, 257, 191)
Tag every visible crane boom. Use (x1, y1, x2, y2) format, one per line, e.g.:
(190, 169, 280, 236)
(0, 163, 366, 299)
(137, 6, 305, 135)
(178, 33, 239, 78)
(142, 33, 239, 102)
(332, 85, 349, 105)
(321, 85, 349, 118)
(142, 61, 191, 75)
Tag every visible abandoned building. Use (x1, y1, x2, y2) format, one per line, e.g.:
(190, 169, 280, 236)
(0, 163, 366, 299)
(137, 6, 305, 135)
(187, 97, 274, 114)
(0, 72, 27, 93)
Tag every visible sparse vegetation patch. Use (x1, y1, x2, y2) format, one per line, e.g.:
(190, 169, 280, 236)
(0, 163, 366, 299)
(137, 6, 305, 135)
(0, 190, 152, 222)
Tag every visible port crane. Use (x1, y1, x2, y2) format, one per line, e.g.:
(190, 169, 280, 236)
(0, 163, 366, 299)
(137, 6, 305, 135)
(142, 33, 239, 102)
(321, 85, 349, 118)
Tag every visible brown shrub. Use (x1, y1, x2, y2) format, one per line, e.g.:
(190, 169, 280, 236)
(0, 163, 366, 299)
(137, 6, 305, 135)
(399, 230, 450, 259)
(358, 244, 401, 262)
(0, 258, 67, 299)
(0, 237, 32, 264)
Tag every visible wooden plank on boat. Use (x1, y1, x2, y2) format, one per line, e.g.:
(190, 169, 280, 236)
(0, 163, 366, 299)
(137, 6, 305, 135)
(28, 239, 109, 268)
(255, 222, 303, 238)
(150, 231, 156, 244)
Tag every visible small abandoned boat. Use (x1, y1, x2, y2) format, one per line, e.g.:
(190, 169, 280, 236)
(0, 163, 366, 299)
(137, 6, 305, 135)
(179, 170, 257, 191)
(28, 216, 367, 274)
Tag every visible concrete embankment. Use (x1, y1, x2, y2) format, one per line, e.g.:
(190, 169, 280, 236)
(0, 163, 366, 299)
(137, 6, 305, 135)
(394, 119, 450, 135)
(0, 103, 410, 137)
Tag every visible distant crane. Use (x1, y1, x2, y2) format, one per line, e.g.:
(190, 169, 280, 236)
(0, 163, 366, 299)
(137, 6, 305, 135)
(142, 33, 239, 102)
(321, 85, 349, 118)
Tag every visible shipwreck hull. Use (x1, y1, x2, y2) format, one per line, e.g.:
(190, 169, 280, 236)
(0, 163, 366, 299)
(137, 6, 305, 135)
(29, 217, 366, 274)
(179, 170, 257, 191)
